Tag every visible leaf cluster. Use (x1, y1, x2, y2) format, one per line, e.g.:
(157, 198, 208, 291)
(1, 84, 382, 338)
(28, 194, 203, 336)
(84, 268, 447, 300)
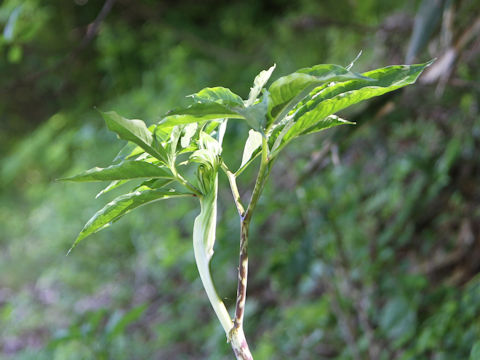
(61, 59, 432, 252)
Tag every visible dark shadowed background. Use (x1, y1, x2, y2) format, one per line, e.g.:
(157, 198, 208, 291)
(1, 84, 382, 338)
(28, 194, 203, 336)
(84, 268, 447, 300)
(0, 0, 479, 359)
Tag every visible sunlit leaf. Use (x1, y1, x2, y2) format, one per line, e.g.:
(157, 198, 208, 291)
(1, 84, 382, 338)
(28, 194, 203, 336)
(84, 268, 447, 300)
(59, 161, 173, 182)
(282, 61, 432, 144)
(241, 129, 263, 169)
(101, 111, 167, 163)
(160, 102, 244, 127)
(69, 187, 192, 252)
(181, 123, 198, 148)
(268, 64, 371, 121)
(246, 64, 276, 106)
(191, 87, 244, 107)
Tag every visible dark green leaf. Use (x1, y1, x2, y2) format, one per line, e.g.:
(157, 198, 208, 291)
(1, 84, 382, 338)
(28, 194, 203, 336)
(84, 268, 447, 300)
(59, 161, 172, 182)
(69, 187, 192, 252)
(101, 111, 168, 163)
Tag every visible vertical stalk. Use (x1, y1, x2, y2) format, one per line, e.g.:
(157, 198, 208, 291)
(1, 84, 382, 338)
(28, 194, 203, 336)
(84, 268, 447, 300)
(227, 138, 271, 360)
(193, 177, 233, 335)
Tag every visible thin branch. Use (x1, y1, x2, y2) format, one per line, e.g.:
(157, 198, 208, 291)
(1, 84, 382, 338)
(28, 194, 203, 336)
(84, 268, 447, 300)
(221, 163, 246, 217)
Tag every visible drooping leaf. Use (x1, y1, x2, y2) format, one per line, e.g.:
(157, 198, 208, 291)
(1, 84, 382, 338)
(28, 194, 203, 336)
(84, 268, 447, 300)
(59, 161, 173, 182)
(69, 186, 192, 252)
(268, 64, 371, 121)
(160, 102, 244, 127)
(282, 61, 433, 144)
(246, 64, 276, 106)
(190, 87, 244, 107)
(241, 129, 263, 169)
(101, 111, 167, 163)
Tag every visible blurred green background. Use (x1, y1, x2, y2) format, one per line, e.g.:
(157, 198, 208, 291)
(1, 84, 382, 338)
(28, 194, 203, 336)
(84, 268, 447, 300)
(1, 0, 479, 359)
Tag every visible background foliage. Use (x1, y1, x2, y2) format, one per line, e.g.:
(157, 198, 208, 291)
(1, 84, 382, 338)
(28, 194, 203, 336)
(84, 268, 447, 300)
(0, 0, 479, 359)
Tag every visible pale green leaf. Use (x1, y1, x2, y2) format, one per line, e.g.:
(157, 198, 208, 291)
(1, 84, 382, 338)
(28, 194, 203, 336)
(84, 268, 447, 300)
(241, 130, 262, 169)
(268, 64, 371, 121)
(191, 87, 244, 107)
(69, 187, 192, 252)
(181, 123, 198, 148)
(160, 102, 244, 127)
(101, 111, 167, 163)
(246, 64, 276, 106)
(282, 61, 432, 144)
(59, 161, 173, 182)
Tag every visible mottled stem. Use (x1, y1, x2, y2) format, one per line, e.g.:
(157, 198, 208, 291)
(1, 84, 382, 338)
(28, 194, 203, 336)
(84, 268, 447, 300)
(233, 220, 249, 330)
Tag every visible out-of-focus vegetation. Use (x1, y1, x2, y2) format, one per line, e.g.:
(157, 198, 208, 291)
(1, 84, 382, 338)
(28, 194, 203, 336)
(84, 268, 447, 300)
(0, 0, 479, 359)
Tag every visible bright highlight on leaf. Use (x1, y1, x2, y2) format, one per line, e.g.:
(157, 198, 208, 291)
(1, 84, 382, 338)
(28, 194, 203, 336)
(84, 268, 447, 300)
(59, 161, 173, 182)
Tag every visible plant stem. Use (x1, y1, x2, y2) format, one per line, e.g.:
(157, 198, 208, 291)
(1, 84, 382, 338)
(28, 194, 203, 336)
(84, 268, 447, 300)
(228, 138, 271, 360)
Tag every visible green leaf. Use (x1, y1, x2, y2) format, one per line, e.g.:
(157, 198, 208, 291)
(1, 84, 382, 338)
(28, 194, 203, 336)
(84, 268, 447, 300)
(236, 92, 269, 131)
(241, 129, 262, 169)
(101, 111, 167, 163)
(59, 161, 173, 182)
(282, 61, 432, 144)
(95, 180, 129, 199)
(299, 115, 355, 136)
(69, 187, 192, 252)
(112, 142, 144, 163)
(181, 123, 198, 148)
(268, 64, 371, 121)
(190, 87, 244, 107)
(160, 102, 244, 127)
(246, 64, 276, 106)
